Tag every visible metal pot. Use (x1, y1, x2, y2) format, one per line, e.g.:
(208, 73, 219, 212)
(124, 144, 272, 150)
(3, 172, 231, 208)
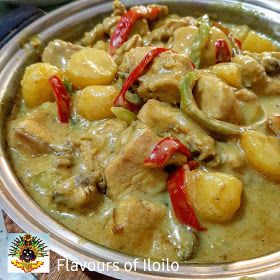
(2, 0, 68, 7)
(1, 0, 280, 279)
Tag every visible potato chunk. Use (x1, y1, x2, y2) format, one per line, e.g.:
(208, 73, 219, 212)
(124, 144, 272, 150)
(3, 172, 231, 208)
(171, 26, 198, 53)
(211, 62, 242, 88)
(77, 85, 118, 120)
(194, 74, 242, 124)
(242, 31, 279, 53)
(66, 48, 117, 88)
(240, 130, 280, 181)
(186, 170, 243, 223)
(21, 63, 61, 107)
(109, 196, 166, 252)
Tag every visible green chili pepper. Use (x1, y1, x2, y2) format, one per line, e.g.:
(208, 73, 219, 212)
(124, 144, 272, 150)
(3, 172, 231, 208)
(70, 117, 79, 126)
(116, 77, 124, 90)
(125, 91, 142, 105)
(189, 15, 210, 68)
(111, 106, 137, 125)
(180, 71, 200, 110)
(179, 72, 265, 136)
(63, 78, 75, 96)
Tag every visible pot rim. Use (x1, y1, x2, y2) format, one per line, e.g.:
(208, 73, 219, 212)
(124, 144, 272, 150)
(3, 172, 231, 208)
(1, 1, 280, 279)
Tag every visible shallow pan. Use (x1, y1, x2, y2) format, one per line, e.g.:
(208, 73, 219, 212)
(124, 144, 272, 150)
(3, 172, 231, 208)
(1, 0, 280, 279)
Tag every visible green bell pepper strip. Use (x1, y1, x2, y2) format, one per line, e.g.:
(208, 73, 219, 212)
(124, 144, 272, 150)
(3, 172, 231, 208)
(188, 15, 210, 68)
(111, 107, 137, 125)
(125, 91, 142, 105)
(63, 78, 75, 96)
(179, 72, 265, 136)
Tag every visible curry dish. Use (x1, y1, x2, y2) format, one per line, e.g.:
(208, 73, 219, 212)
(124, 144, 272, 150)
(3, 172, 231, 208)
(6, 0, 280, 263)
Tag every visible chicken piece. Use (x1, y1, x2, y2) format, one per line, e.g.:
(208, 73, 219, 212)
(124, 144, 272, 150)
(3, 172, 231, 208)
(130, 19, 150, 38)
(215, 141, 245, 170)
(138, 99, 189, 135)
(138, 50, 194, 104)
(234, 87, 257, 102)
(234, 88, 264, 125)
(8, 103, 70, 155)
(92, 40, 108, 51)
(112, 0, 126, 16)
(79, 140, 97, 172)
(12, 119, 53, 155)
(81, 16, 120, 47)
(109, 196, 166, 252)
(262, 55, 280, 75)
(54, 139, 77, 169)
(113, 34, 143, 65)
(260, 77, 280, 96)
(42, 39, 83, 71)
(118, 46, 154, 77)
(194, 74, 243, 124)
(131, 4, 168, 18)
(232, 54, 280, 96)
(267, 115, 280, 136)
(52, 172, 104, 209)
(83, 3, 167, 47)
(119, 47, 193, 104)
(232, 54, 267, 88)
(171, 25, 198, 53)
(104, 121, 168, 199)
(82, 3, 164, 47)
(248, 52, 280, 75)
(146, 17, 195, 46)
(55, 152, 74, 168)
(79, 119, 127, 172)
(138, 100, 216, 160)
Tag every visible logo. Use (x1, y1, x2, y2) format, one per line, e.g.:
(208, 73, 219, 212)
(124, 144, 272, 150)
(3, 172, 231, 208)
(7, 233, 49, 273)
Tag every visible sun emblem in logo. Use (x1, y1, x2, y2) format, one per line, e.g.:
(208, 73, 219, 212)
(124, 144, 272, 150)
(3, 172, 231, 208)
(9, 233, 48, 272)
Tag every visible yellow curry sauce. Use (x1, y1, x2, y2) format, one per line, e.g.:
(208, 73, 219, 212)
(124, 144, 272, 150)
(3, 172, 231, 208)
(6, 0, 280, 263)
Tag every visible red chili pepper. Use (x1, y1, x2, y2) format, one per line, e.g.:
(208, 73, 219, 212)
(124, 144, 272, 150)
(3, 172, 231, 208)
(144, 136, 192, 168)
(212, 22, 241, 55)
(188, 160, 199, 170)
(235, 38, 242, 49)
(215, 39, 231, 64)
(167, 165, 205, 231)
(110, 10, 140, 54)
(110, 6, 161, 54)
(114, 47, 168, 111)
(49, 75, 71, 123)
